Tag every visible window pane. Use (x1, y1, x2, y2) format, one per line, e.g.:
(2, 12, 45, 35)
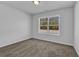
(40, 17, 48, 30)
(40, 26, 47, 30)
(49, 17, 59, 26)
(49, 16, 59, 31)
(40, 18, 48, 22)
(49, 26, 59, 30)
(40, 21, 48, 26)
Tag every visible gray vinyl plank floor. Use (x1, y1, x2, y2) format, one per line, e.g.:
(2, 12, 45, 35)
(0, 38, 78, 57)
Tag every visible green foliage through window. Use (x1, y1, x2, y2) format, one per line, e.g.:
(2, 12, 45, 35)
(39, 16, 60, 31)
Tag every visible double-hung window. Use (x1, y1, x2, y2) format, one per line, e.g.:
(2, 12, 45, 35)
(39, 15, 60, 35)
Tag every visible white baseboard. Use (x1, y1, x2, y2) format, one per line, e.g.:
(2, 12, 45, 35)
(74, 46, 79, 56)
(32, 36, 73, 46)
(0, 34, 73, 48)
(0, 34, 31, 48)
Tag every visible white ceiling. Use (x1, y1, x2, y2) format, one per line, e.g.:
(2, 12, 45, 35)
(0, 1, 76, 14)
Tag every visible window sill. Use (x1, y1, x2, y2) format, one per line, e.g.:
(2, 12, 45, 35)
(38, 32, 60, 36)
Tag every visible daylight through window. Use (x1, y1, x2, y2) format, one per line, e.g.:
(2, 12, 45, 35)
(39, 15, 60, 35)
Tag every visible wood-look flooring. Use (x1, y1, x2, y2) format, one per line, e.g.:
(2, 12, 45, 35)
(0, 38, 78, 57)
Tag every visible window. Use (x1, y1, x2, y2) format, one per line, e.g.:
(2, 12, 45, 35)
(39, 17, 48, 32)
(39, 15, 60, 35)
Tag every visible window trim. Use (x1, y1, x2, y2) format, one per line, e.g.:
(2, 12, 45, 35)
(38, 15, 60, 36)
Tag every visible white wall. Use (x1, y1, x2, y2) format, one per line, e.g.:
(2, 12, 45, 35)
(32, 7, 74, 46)
(74, 2, 79, 56)
(0, 4, 32, 47)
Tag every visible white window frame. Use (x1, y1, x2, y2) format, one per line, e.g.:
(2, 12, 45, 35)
(38, 15, 60, 36)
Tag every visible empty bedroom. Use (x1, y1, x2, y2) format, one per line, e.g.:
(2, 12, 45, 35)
(0, 0, 79, 57)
